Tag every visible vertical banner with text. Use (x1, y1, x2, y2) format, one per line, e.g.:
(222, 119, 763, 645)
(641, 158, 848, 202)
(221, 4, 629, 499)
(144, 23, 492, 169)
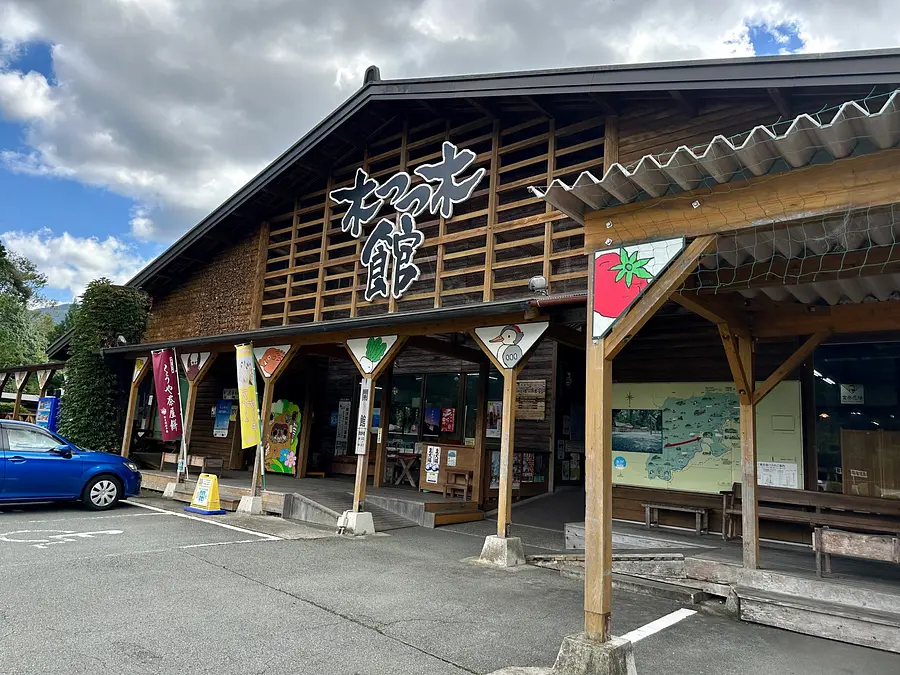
(151, 349, 183, 442)
(235, 343, 261, 449)
(355, 378, 373, 456)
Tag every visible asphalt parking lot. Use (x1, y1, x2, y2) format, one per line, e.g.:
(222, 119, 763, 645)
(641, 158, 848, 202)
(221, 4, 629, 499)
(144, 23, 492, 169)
(0, 498, 896, 674)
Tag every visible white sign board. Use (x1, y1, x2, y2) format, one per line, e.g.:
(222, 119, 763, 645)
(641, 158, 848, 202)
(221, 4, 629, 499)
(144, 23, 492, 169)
(591, 238, 685, 339)
(355, 378, 373, 456)
(425, 445, 441, 484)
(474, 322, 549, 370)
(757, 462, 799, 489)
(840, 383, 864, 405)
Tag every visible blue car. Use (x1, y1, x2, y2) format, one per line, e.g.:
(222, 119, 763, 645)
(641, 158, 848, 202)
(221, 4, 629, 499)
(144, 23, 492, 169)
(0, 420, 141, 510)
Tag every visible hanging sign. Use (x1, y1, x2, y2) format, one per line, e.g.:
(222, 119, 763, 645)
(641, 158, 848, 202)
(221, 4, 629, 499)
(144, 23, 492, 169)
(253, 345, 291, 378)
(235, 343, 261, 449)
(355, 378, 373, 456)
(840, 384, 864, 405)
(151, 348, 183, 442)
(591, 238, 685, 339)
(346, 336, 399, 375)
(474, 322, 549, 370)
(329, 141, 485, 301)
(180, 352, 212, 382)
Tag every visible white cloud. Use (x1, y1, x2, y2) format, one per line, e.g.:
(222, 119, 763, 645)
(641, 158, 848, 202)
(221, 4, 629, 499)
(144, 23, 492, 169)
(0, 229, 148, 299)
(0, 0, 897, 245)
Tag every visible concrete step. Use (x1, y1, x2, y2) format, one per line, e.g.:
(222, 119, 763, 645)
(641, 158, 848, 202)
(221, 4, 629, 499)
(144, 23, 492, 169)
(282, 492, 417, 532)
(612, 574, 710, 605)
(736, 586, 900, 654)
(431, 509, 485, 527)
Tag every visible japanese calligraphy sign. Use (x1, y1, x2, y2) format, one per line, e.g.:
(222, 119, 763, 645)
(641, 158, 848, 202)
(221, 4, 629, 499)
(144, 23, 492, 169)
(151, 348, 183, 442)
(235, 343, 261, 449)
(591, 238, 684, 339)
(179, 352, 211, 382)
(346, 335, 400, 375)
(355, 378, 373, 456)
(474, 322, 549, 371)
(329, 141, 486, 302)
(252, 345, 291, 378)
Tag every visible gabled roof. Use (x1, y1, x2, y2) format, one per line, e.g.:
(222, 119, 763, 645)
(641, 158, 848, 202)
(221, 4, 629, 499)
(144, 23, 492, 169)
(127, 48, 900, 293)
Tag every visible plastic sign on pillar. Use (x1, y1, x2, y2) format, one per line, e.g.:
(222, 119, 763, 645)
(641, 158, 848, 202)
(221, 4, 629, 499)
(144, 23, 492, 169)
(590, 238, 685, 339)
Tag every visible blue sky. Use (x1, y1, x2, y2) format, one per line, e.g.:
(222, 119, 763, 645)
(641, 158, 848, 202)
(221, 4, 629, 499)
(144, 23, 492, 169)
(0, 12, 809, 304)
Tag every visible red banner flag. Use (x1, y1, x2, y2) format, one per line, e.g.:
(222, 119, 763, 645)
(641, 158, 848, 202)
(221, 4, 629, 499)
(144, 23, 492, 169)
(151, 348, 183, 442)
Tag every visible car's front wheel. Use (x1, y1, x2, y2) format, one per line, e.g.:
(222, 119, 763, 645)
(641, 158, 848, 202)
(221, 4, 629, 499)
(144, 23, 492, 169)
(83, 476, 122, 511)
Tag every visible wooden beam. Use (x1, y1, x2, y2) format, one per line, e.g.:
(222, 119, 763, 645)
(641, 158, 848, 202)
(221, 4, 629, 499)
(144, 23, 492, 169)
(669, 90, 697, 117)
(121, 359, 151, 457)
(588, 93, 619, 117)
(603, 115, 619, 171)
(352, 375, 376, 512)
(546, 324, 586, 351)
(249, 222, 270, 330)
(12, 371, 30, 420)
(753, 331, 830, 405)
(522, 96, 553, 119)
(604, 235, 717, 360)
(738, 337, 759, 570)
(767, 87, 793, 119)
(483, 120, 501, 301)
(466, 97, 498, 120)
(753, 300, 900, 338)
(719, 325, 752, 402)
(585, 150, 900, 251)
(672, 292, 750, 339)
(406, 335, 487, 364)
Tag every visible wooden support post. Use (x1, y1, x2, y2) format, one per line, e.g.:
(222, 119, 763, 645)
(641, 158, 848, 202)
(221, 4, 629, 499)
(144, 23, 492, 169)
(36, 369, 53, 399)
(296, 373, 314, 478)
(753, 331, 830, 405)
(584, 261, 613, 643)
(345, 336, 407, 513)
(496, 366, 518, 538)
(373, 363, 393, 488)
(0, 373, 9, 401)
(12, 371, 30, 420)
(121, 358, 151, 457)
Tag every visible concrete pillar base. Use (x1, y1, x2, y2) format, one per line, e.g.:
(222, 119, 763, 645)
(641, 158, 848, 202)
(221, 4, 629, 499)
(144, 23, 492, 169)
(237, 496, 263, 515)
(338, 510, 375, 535)
(552, 634, 636, 675)
(479, 535, 526, 567)
(162, 482, 177, 498)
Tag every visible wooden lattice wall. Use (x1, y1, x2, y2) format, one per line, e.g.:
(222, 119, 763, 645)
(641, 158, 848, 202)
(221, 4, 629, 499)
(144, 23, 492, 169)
(260, 112, 605, 327)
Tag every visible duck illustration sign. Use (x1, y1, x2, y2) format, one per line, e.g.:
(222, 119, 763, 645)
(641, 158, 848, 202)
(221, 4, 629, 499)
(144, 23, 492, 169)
(592, 238, 685, 339)
(346, 336, 399, 375)
(474, 322, 549, 370)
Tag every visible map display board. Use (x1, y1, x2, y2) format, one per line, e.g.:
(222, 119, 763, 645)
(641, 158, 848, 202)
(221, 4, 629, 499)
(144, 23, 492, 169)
(611, 381, 803, 494)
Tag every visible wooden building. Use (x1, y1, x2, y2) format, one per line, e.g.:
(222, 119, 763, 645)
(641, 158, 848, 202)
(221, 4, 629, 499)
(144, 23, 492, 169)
(14, 49, 891, 607)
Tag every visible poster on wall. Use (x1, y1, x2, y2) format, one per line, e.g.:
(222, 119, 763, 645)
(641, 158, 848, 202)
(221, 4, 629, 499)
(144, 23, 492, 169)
(441, 408, 456, 433)
(591, 238, 685, 339)
(757, 462, 798, 489)
(522, 453, 536, 482)
(474, 322, 549, 370)
(213, 400, 231, 438)
(486, 401, 502, 438)
(253, 345, 291, 378)
(424, 407, 441, 435)
(490, 451, 501, 489)
(266, 399, 301, 474)
(516, 380, 546, 420)
(335, 398, 351, 454)
(425, 445, 441, 483)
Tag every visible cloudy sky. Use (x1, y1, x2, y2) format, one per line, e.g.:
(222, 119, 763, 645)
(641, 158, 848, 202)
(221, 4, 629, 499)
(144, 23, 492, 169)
(0, 0, 896, 302)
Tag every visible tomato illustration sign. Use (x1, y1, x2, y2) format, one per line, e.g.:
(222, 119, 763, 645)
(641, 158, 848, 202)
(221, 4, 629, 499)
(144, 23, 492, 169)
(592, 238, 685, 339)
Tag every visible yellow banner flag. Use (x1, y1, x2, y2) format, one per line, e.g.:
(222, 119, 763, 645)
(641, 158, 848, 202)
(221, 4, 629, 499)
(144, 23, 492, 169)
(235, 343, 260, 449)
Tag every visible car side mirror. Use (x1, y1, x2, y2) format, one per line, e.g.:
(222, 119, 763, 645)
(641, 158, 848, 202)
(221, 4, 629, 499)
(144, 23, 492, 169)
(54, 445, 73, 459)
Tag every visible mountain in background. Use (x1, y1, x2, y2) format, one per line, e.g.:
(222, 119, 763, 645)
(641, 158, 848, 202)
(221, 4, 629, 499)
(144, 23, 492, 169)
(31, 303, 71, 324)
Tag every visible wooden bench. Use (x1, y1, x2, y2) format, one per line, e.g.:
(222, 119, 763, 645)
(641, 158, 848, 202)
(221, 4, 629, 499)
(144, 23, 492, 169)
(642, 502, 710, 535)
(443, 469, 473, 501)
(813, 527, 900, 577)
(722, 482, 900, 541)
(159, 452, 225, 473)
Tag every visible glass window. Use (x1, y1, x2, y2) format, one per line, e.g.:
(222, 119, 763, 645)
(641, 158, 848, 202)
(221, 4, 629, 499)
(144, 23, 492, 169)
(387, 374, 422, 453)
(423, 373, 462, 442)
(814, 343, 900, 499)
(7, 427, 60, 452)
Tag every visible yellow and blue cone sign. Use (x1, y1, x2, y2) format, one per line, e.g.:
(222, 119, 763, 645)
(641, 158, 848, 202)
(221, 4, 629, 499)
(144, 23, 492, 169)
(184, 473, 227, 515)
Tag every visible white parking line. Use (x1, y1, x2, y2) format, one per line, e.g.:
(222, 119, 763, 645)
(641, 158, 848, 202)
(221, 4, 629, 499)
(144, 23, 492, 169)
(123, 500, 281, 541)
(179, 539, 278, 549)
(620, 608, 697, 644)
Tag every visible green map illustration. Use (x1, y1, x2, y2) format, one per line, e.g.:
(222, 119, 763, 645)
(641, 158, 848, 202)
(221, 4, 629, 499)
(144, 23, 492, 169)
(645, 392, 740, 481)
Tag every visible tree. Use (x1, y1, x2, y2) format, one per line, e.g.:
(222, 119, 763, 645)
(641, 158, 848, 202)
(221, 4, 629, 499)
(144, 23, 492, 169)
(0, 242, 45, 306)
(46, 302, 79, 347)
(0, 243, 46, 379)
(58, 279, 149, 451)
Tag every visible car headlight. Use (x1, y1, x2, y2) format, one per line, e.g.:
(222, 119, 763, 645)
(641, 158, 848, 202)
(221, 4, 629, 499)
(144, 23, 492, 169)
(124, 460, 139, 472)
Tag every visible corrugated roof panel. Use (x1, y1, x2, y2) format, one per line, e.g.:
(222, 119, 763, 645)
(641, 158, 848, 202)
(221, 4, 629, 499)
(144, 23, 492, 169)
(530, 89, 900, 224)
